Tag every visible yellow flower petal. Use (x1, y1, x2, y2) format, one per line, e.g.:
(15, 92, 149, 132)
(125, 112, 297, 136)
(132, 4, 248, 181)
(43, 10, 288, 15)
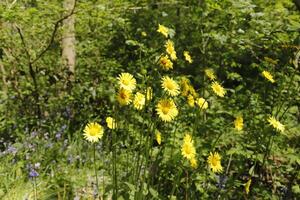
(83, 122, 104, 143)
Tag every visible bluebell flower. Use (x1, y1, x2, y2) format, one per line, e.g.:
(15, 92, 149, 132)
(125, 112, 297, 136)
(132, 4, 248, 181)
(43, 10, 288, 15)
(31, 131, 38, 138)
(61, 124, 67, 130)
(7, 145, 17, 155)
(55, 132, 62, 139)
(29, 169, 39, 178)
(216, 175, 228, 189)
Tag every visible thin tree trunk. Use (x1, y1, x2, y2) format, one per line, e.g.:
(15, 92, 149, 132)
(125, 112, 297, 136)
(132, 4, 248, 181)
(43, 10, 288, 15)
(62, 0, 76, 81)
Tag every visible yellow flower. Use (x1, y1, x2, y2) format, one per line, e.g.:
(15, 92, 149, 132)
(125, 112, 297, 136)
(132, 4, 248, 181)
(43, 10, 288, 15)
(161, 76, 180, 96)
(211, 81, 226, 97)
(181, 134, 196, 160)
(146, 87, 153, 101)
(117, 73, 136, 91)
(180, 78, 198, 99)
(187, 95, 195, 107)
(180, 78, 191, 97)
(207, 152, 223, 173)
(190, 157, 198, 169)
(165, 40, 177, 60)
(156, 99, 178, 122)
(245, 179, 252, 195)
(106, 117, 117, 129)
(157, 24, 169, 38)
(183, 51, 193, 63)
(117, 88, 132, 105)
(159, 55, 173, 70)
(83, 122, 104, 143)
(204, 68, 216, 81)
(155, 130, 162, 145)
(141, 31, 147, 37)
(262, 70, 275, 83)
(234, 116, 243, 131)
(183, 133, 193, 143)
(196, 97, 208, 110)
(189, 86, 197, 98)
(133, 92, 145, 110)
(267, 116, 285, 132)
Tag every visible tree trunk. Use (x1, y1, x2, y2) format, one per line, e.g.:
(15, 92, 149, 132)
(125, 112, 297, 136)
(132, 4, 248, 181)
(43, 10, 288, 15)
(62, 0, 76, 81)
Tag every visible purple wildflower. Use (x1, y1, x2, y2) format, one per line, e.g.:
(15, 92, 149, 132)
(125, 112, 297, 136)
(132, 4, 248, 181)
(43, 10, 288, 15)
(29, 169, 39, 178)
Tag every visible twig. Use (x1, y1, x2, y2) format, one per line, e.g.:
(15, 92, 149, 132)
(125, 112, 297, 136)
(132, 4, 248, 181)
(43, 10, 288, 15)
(15, 25, 41, 119)
(31, 0, 77, 64)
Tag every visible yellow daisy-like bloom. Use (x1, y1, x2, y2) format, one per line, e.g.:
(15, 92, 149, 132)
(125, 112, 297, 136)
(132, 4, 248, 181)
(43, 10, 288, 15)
(196, 97, 208, 110)
(234, 116, 243, 131)
(179, 78, 198, 98)
(189, 86, 197, 98)
(159, 55, 173, 70)
(183, 133, 193, 143)
(267, 116, 285, 132)
(106, 117, 117, 129)
(187, 95, 195, 107)
(245, 179, 252, 195)
(161, 76, 180, 96)
(207, 152, 223, 173)
(155, 130, 162, 145)
(146, 87, 153, 101)
(157, 24, 169, 38)
(165, 40, 177, 61)
(156, 99, 178, 122)
(262, 70, 275, 83)
(117, 73, 136, 91)
(117, 88, 132, 105)
(181, 134, 196, 160)
(190, 157, 198, 169)
(211, 81, 226, 97)
(141, 31, 147, 37)
(205, 68, 216, 81)
(133, 92, 145, 110)
(83, 122, 104, 143)
(180, 78, 191, 97)
(183, 51, 193, 63)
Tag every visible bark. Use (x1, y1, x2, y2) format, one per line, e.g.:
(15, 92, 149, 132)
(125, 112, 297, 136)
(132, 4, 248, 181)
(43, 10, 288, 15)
(62, 0, 76, 81)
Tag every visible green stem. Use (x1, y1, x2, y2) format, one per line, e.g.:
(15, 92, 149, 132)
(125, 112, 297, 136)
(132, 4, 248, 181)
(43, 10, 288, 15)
(261, 132, 274, 172)
(170, 168, 183, 197)
(34, 177, 37, 200)
(275, 68, 297, 117)
(112, 105, 118, 199)
(170, 121, 178, 160)
(113, 131, 118, 199)
(93, 143, 99, 197)
(102, 143, 105, 200)
(185, 170, 189, 200)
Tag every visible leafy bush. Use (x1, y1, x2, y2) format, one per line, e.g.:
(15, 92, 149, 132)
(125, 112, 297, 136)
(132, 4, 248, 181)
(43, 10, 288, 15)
(0, 0, 299, 199)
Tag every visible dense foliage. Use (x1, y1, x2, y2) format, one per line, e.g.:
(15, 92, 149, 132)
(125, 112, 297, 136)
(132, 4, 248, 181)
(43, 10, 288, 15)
(0, 0, 299, 199)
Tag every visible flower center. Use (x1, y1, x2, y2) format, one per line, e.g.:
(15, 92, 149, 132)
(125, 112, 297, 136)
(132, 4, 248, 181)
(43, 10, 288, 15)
(166, 81, 175, 90)
(162, 105, 171, 114)
(161, 59, 167, 65)
(122, 79, 130, 86)
(212, 158, 218, 166)
(89, 127, 98, 136)
(120, 92, 127, 99)
(185, 146, 191, 154)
